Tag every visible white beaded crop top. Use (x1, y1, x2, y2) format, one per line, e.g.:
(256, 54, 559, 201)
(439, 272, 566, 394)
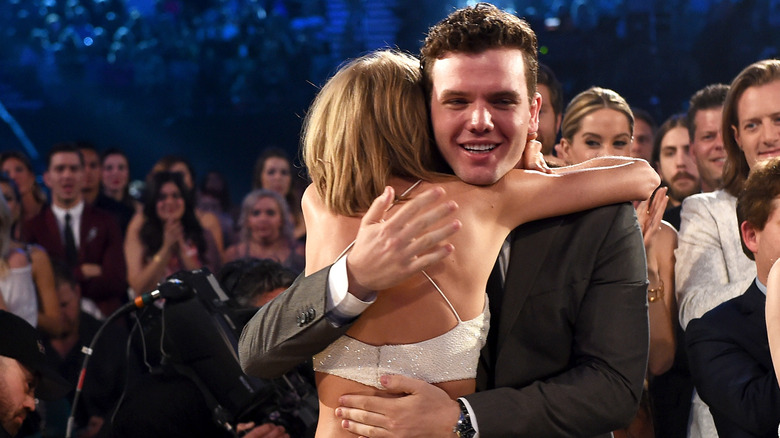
(312, 180, 490, 389)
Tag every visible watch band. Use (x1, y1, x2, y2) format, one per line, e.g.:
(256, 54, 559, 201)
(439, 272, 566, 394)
(453, 399, 476, 438)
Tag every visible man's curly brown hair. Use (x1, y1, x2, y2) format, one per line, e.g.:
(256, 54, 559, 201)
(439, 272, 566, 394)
(420, 3, 538, 103)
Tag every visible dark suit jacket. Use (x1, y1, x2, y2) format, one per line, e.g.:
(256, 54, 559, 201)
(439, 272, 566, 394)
(239, 203, 648, 437)
(23, 204, 128, 316)
(686, 281, 780, 437)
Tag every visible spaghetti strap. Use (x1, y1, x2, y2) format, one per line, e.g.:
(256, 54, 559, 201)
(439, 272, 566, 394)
(332, 179, 462, 321)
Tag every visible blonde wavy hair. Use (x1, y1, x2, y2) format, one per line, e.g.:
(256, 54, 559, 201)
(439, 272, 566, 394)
(302, 50, 438, 216)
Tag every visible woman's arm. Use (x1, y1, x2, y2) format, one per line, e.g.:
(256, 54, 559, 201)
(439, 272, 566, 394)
(500, 156, 660, 227)
(641, 196, 677, 376)
(29, 246, 64, 337)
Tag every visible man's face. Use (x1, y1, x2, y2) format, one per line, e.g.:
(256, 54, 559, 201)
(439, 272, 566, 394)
(658, 126, 700, 204)
(536, 83, 560, 155)
(79, 149, 101, 194)
(56, 281, 81, 336)
(630, 118, 654, 162)
(742, 198, 780, 284)
(44, 152, 84, 208)
(690, 106, 725, 192)
(733, 79, 780, 169)
(0, 357, 37, 436)
(429, 48, 540, 185)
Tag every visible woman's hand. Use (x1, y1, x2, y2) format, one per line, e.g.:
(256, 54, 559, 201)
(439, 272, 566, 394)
(162, 219, 183, 254)
(518, 133, 552, 174)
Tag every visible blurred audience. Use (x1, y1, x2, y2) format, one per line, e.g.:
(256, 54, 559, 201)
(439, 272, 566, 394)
(22, 143, 127, 318)
(0, 151, 47, 228)
(252, 148, 305, 241)
(224, 189, 304, 274)
(0, 174, 63, 337)
(124, 171, 220, 295)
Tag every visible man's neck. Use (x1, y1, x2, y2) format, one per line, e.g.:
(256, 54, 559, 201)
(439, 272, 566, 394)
(700, 178, 722, 193)
(53, 197, 83, 210)
(83, 188, 99, 204)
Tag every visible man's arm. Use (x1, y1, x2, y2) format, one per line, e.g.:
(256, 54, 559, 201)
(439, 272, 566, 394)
(337, 204, 648, 437)
(676, 194, 754, 328)
(239, 187, 461, 378)
(687, 309, 780, 435)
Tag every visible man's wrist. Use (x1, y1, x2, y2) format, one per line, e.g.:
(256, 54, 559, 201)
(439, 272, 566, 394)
(452, 399, 476, 438)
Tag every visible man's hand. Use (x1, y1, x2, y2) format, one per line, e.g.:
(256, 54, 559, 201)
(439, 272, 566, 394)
(80, 263, 102, 278)
(336, 374, 461, 438)
(346, 186, 461, 299)
(236, 422, 290, 438)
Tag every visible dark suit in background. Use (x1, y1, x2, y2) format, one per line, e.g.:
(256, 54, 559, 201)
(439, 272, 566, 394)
(240, 203, 649, 437)
(23, 204, 127, 316)
(686, 281, 780, 437)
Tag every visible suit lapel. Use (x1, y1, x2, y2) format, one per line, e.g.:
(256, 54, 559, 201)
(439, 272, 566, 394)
(496, 216, 564, 355)
(740, 282, 771, 364)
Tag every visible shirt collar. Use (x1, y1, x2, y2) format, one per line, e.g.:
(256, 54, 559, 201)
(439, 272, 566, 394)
(51, 200, 85, 222)
(755, 277, 767, 296)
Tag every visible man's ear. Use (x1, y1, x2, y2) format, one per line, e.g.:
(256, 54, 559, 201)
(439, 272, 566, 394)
(528, 92, 542, 134)
(43, 171, 52, 190)
(732, 125, 742, 150)
(741, 220, 760, 255)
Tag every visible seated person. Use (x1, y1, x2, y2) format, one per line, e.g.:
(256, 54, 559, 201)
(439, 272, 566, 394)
(686, 157, 780, 437)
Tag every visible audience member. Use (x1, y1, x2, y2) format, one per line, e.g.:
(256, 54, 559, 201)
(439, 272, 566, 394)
(240, 5, 653, 436)
(686, 83, 730, 193)
(0, 193, 38, 327)
(124, 171, 220, 296)
(22, 144, 127, 318)
(41, 261, 129, 438)
(78, 143, 135, 235)
(676, 60, 780, 438)
(0, 175, 63, 337)
(556, 86, 634, 163)
(0, 151, 47, 227)
(630, 107, 657, 163)
(100, 148, 136, 210)
(557, 86, 676, 438)
(687, 156, 780, 437)
(647, 117, 698, 438)
(0, 310, 70, 438)
(224, 189, 304, 274)
(218, 258, 297, 308)
(76, 142, 102, 205)
(143, 155, 226, 259)
(652, 114, 700, 230)
(536, 63, 565, 166)
(252, 148, 305, 241)
(197, 170, 237, 248)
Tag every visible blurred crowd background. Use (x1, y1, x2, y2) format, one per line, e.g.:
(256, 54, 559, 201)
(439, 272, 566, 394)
(0, 0, 778, 201)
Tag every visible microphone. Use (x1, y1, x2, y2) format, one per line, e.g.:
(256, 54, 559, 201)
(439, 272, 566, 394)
(118, 278, 194, 316)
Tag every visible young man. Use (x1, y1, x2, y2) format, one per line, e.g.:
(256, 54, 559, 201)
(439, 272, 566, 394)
(0, 311, 70, 438)
(240, 4, 648, 437)
(22, 143, 127, 317)
(685, 157, 780, 437)
(536, 63, 564, 166)
(687, 84, 730, 193)
(652, 114, 700, 229)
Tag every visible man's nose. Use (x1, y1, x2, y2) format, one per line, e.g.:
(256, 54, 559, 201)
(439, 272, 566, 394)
(469, 104, 494, 132)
